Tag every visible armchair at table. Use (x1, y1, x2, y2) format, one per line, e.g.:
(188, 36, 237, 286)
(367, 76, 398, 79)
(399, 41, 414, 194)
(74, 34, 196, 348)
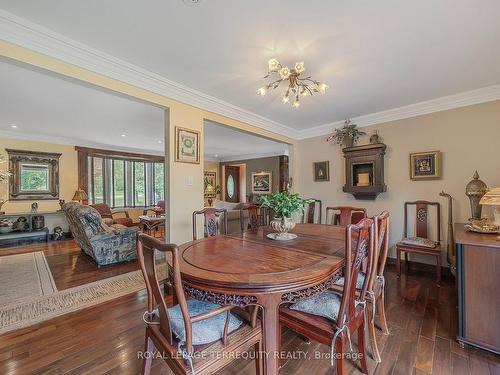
(90, 203, 135, 227)
(62, 202, 139, 267)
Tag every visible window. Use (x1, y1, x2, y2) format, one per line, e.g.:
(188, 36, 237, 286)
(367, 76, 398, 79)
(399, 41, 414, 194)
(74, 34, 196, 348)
(83, 149, 165, 208)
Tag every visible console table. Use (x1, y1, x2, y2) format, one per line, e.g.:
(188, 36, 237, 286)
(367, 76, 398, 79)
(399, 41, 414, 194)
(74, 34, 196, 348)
(455, 223, 500, 354)
(0, 211, 64, 247)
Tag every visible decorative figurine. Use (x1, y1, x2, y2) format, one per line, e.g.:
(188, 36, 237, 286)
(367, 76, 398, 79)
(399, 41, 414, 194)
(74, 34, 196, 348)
(53, 226, 64, 240)
(369, 130, 381, 144)
(465, 171, 488, 220)
(59, 199, 65, 208)
(31, 202, 38, 213)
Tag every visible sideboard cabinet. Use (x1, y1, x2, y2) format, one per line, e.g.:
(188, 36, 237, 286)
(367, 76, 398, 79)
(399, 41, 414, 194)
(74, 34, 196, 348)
(455, 224, 500, 354)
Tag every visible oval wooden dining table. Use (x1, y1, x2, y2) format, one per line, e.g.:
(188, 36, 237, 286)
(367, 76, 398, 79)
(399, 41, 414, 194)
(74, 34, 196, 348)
(175, 224, 346, 375)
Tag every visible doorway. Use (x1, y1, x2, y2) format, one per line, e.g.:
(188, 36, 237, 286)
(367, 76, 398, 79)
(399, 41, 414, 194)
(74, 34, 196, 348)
(224, 165, 240, 202)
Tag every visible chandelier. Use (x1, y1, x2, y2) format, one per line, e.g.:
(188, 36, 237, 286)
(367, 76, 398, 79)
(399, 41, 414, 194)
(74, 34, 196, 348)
(257, 58, 328, 108)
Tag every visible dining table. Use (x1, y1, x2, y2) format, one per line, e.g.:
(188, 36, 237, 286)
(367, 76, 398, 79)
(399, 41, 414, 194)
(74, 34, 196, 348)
(176, 223, 346, 375)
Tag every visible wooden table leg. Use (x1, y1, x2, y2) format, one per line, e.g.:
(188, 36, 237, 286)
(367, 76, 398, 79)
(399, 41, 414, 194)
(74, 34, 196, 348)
(259, 294, 282, 375)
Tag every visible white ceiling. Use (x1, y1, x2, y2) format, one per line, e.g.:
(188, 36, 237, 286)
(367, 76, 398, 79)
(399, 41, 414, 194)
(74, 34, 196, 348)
(204, 121, 288, 162)
(1, 0, 500, 133)
(0, 61, 285, 160)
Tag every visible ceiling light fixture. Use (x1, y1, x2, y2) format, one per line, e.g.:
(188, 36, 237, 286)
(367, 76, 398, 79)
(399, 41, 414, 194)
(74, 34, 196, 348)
(257, 58, 329, 108)
(120, 134, 127, 137)
(10, 124, 18, 129)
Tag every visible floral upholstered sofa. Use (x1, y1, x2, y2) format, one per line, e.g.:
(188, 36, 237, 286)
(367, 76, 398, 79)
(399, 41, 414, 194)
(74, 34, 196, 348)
(62, 202, 139, 267)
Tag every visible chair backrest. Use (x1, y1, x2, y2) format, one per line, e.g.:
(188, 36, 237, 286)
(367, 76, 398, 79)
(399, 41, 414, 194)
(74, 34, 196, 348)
(192, 208, 228, 240)
(326, 206, 367, 226)
(403, 201, 441, 242)
(337, 218, 375, 328)
(90, 203, 112, 219)
(240, 204, 268, 231)
(137, 234, 193, 351)
(365, 211, 390, 292)
(303, 199, 322, 224)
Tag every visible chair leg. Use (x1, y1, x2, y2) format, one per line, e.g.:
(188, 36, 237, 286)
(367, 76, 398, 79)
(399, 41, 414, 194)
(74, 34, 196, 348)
(358, 320, 369, 374)
(335, 334, 346, 375)
(377, 292, 390, 335)
(436, 254, 442, 286)
(142, 335, 154, 375)
(255, 341, 263, 375)
(396, 247, 402, 278)
(367, 301, 381, 363)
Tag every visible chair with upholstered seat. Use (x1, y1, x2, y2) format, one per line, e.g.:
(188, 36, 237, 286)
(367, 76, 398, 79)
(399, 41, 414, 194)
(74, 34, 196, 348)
(396, 201, 442, 285)
(192, 208, 228, 240)
(137, 234, 262, 375)
(302, 199, 322, 224)
(280, 218, 375, 375)
(90, 203, 135, 227)
(331, 211, 390, 362)
(326, 206, 367, 226)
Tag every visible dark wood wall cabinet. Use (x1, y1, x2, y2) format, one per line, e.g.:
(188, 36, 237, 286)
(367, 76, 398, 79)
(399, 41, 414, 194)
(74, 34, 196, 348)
(342, 143, 387, 200)
(455, 224, 500, 354)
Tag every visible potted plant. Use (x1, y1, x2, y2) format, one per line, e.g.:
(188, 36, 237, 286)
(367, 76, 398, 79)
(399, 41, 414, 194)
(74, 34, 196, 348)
(260, 192, 313, 240)
(326, 119, 366, 147)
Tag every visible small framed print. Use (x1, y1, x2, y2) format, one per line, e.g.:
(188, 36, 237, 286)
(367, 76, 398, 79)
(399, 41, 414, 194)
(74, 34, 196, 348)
(251, 172, 272, 194)
(313, 161, 330, 182)
(175, 127, 200, 164)
(410, 151, 441, 180)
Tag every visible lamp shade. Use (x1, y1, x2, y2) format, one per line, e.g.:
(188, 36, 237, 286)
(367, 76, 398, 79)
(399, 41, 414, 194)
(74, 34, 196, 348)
(480, 187, 500, 206)
(72, 189, 88, 202)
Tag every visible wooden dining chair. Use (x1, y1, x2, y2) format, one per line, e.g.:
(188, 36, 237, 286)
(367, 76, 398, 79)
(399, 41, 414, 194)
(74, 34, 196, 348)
(192, 208, 227, 240)
(303, 199, 322, 224)
(331, 211, 390, 363)
(326, 206, 367, 226)
(280, 218, 375, 375)
(396, 201, 442, 285)
(240, 204, 268, 231)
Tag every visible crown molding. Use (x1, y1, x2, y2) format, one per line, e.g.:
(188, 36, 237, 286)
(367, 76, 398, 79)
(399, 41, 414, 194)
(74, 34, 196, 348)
(0, 130, 164, 156)
(1, 10, 499, 142)
(215, 150, 288, 163)
(297, 84, 500, 139)
(0, 10, 300, 139)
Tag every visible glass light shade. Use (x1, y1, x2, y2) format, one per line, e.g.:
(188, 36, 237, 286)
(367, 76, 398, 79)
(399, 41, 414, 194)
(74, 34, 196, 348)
(257, 87, 267, 96)
(279, 67, 291, 80)
(318, 83, 329, 94)
(282, 95, 290, 103)
(292, 99, 300, 108)
(268, 58, 280, 71)
(294, 62, 305, 74)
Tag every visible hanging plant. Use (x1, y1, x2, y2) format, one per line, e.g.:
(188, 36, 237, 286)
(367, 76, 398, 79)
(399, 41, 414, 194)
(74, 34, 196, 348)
(326, 119, 366, 147)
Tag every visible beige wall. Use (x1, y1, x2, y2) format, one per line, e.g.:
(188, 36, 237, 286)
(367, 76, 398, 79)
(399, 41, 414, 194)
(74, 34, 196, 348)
(0, 138, 78, 231)
(296, 100, 500, 264)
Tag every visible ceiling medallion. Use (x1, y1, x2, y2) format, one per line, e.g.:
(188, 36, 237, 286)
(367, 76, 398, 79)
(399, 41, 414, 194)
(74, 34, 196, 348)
(257, 58, 328, 108)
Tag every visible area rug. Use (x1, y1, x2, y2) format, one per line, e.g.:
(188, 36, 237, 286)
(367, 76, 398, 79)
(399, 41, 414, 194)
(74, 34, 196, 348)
(0, 251, 57, 306)
(0, 265, 166, 335)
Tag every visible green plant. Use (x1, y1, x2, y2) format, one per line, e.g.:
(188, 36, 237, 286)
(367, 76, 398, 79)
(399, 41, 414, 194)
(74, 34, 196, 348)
(326, 119, 366, 145)
(260, 192, 313, 219)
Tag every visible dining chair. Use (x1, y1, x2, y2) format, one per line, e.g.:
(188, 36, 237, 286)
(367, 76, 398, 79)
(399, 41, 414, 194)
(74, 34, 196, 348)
(331, 211, 390, 362)
(396, 201, 442, 285)
(303, 199, 322, 224)
(280, 218, 375, 375)
(192, 208, 227, 240)
(137, 233, 262, 375)
(240, 204, 269, 231)
(326, 206, 367, 226)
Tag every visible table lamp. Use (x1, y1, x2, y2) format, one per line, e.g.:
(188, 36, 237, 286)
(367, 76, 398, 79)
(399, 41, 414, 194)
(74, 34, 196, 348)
(72, 189, 88, 204)
(479, 187, 500, 240)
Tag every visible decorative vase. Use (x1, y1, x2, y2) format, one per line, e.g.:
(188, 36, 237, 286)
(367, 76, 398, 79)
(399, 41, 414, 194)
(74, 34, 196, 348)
(465, 171, 488, 220)
(268, 216, 297, 241)
(343, 136, 354, 148)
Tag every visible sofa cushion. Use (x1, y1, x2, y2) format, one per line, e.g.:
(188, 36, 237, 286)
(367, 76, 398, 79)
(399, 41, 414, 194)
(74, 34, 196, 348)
(214, 200, 243, 211)
(290, 290, 342, 322)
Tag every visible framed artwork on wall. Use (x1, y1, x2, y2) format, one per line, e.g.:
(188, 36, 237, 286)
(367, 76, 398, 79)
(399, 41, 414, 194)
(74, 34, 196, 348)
(409, 151, 441, 180)
(204, 171, 217, 197)
(251, 172, 272, 194)
(313, 161, 330, 182)
(175, 127, 200, 164)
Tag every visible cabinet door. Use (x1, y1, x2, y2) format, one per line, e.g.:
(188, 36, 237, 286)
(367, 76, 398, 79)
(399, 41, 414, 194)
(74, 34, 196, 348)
(463, 245, 500, 351)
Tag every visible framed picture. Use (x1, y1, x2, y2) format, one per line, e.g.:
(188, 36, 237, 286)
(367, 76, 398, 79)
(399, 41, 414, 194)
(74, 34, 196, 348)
(409, 151, 441, 180)
(204, 171, 217, 197)
(175, 127, 200, 164)
(251, 172, 272, 194)
(313, 161, 330, 182)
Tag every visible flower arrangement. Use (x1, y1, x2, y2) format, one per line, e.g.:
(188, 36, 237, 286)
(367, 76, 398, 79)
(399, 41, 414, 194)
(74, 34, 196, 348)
(259, 192, 313, 219)
(326, 119, 366, 147)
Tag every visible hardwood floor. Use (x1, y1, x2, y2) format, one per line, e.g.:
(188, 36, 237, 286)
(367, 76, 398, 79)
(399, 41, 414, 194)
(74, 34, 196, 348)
(0, 249, 498, 375)
(0, 240, 141, 290)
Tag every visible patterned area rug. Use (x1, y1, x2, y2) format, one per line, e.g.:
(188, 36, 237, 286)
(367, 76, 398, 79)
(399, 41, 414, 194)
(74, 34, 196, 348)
(0, 251, 57, 306)
(0, 263, 166, 335)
